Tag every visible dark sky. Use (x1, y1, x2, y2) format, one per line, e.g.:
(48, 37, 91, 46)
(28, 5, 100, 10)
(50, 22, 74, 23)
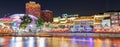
(0, 0, 120, 17)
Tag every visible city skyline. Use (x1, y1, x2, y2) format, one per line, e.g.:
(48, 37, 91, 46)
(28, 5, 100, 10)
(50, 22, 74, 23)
(0, 0, 120, 18)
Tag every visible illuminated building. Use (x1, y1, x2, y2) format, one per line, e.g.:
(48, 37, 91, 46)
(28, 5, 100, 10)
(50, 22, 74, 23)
(94, 14, 104, 25)
(10, 14, 38, 32)
(103, 12, 120, 31)
(74, 16, 94, 26)
(73, 16, 94, 32)
(26, 1, 41, 18)
(0, 18, 13, 34)
(0, 18, 14, 27)
(94, 14, 108, 26)
(94, 14, 111, 32)
(60, 18, 67, 24)
(41, 10, 53, 22)
(102, 19, 111, 30)
(0, 18, 13, 24)
(108, 12, 120, 26)
(53, 16, 60, 23)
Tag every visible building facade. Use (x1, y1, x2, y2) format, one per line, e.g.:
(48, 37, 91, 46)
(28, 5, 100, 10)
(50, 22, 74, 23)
(41, 10, 53, 22)
(109, 12, 120, 26)
(94, 14, 111, 30)
(26, 1, 41, 18)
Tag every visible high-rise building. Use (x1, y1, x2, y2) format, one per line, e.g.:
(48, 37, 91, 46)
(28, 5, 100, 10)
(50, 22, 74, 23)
(41, 10, 53, 22)
(26, 1, 41, 18)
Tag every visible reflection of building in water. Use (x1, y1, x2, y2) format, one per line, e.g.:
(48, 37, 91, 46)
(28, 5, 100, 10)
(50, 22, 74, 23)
(71, 37, 94, 47)
(51, 37, 72, 47)
(52, 37, 60, 47)
(22, 37, 36, 47)
(37, 37, 46, 47)
(94, 38, 103, 47)
(1, 37, 120, 47)
(3, 37, 12, 47)
(94, 38, 112, 47)
(45, 37, 52, 47)
(10, 37, 23, 47)
(103, 39, 112, 47)
(112, 39, 120, 47)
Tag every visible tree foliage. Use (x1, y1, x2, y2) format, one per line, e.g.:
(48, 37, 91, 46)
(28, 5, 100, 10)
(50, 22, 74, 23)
(20, 14, 32, 29)
(36, 18, 44, 27)
(58, 25, 65, 29)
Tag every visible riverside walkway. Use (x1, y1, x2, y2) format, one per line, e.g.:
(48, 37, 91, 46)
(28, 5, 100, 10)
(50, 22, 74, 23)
(0, 32, 120, 37)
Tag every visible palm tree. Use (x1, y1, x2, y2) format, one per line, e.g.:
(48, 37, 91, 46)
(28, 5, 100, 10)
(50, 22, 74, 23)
(20, 14, 32, 29)
(36, 18, 44, 31)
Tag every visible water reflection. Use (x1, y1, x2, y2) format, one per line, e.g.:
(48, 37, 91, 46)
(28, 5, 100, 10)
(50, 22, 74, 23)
(10, 37, 23, 47)
(71, 37, 94, 47)
(0, 36, 120, 47)
(23, 37, 36, 47)
(37, 37, 46, 47)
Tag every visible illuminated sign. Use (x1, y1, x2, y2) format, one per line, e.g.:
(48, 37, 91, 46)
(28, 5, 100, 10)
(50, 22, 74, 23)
(53, 17, 60, 22)
(62, 14, 79, 18)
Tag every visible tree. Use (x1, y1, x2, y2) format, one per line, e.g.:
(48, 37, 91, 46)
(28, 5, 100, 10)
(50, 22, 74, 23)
(58, 25, 65, 29)
(36, 18, 44, 27)
(36, 18, 44, 31)
(20, 14, 32, 29)
(74, 14, 79, 17)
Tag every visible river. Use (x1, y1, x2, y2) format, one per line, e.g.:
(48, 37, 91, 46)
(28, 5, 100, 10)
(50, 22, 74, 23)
(0, 36, 120, 47)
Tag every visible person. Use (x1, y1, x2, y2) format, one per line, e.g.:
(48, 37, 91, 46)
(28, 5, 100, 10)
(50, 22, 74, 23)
(105, 23, 109, 27)
(29, 29, 32, 32)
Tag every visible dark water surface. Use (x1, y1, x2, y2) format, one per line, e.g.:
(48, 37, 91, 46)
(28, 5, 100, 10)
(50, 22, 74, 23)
(0, 36, 120, 47)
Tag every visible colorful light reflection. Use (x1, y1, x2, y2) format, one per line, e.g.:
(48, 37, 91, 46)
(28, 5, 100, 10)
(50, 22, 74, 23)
(72, 37, 94, 47)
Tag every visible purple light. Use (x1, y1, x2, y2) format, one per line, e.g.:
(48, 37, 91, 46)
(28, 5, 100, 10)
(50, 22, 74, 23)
(71, 37, 94, 47)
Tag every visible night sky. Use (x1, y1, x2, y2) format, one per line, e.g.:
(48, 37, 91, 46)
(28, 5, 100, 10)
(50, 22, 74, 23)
(0, 0, 120, 17)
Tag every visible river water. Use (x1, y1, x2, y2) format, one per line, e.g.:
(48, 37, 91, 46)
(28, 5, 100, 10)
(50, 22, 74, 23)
(0, 36, 120, 47)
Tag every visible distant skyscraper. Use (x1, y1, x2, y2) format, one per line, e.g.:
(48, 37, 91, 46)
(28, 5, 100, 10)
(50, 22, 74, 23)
(26, 1, 41, 18)
(41, 10, 53, 22)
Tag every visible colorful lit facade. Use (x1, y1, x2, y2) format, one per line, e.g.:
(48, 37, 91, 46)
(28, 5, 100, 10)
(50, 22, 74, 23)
(74, 16, 94, 26)
(26, 1, 41, 18)
(93, 14, 111, 32)
(0, 18, 13, 34)
(94, 14, 110, 28)
(72, 16, 94, 32)
(41, 10, 53, 22)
